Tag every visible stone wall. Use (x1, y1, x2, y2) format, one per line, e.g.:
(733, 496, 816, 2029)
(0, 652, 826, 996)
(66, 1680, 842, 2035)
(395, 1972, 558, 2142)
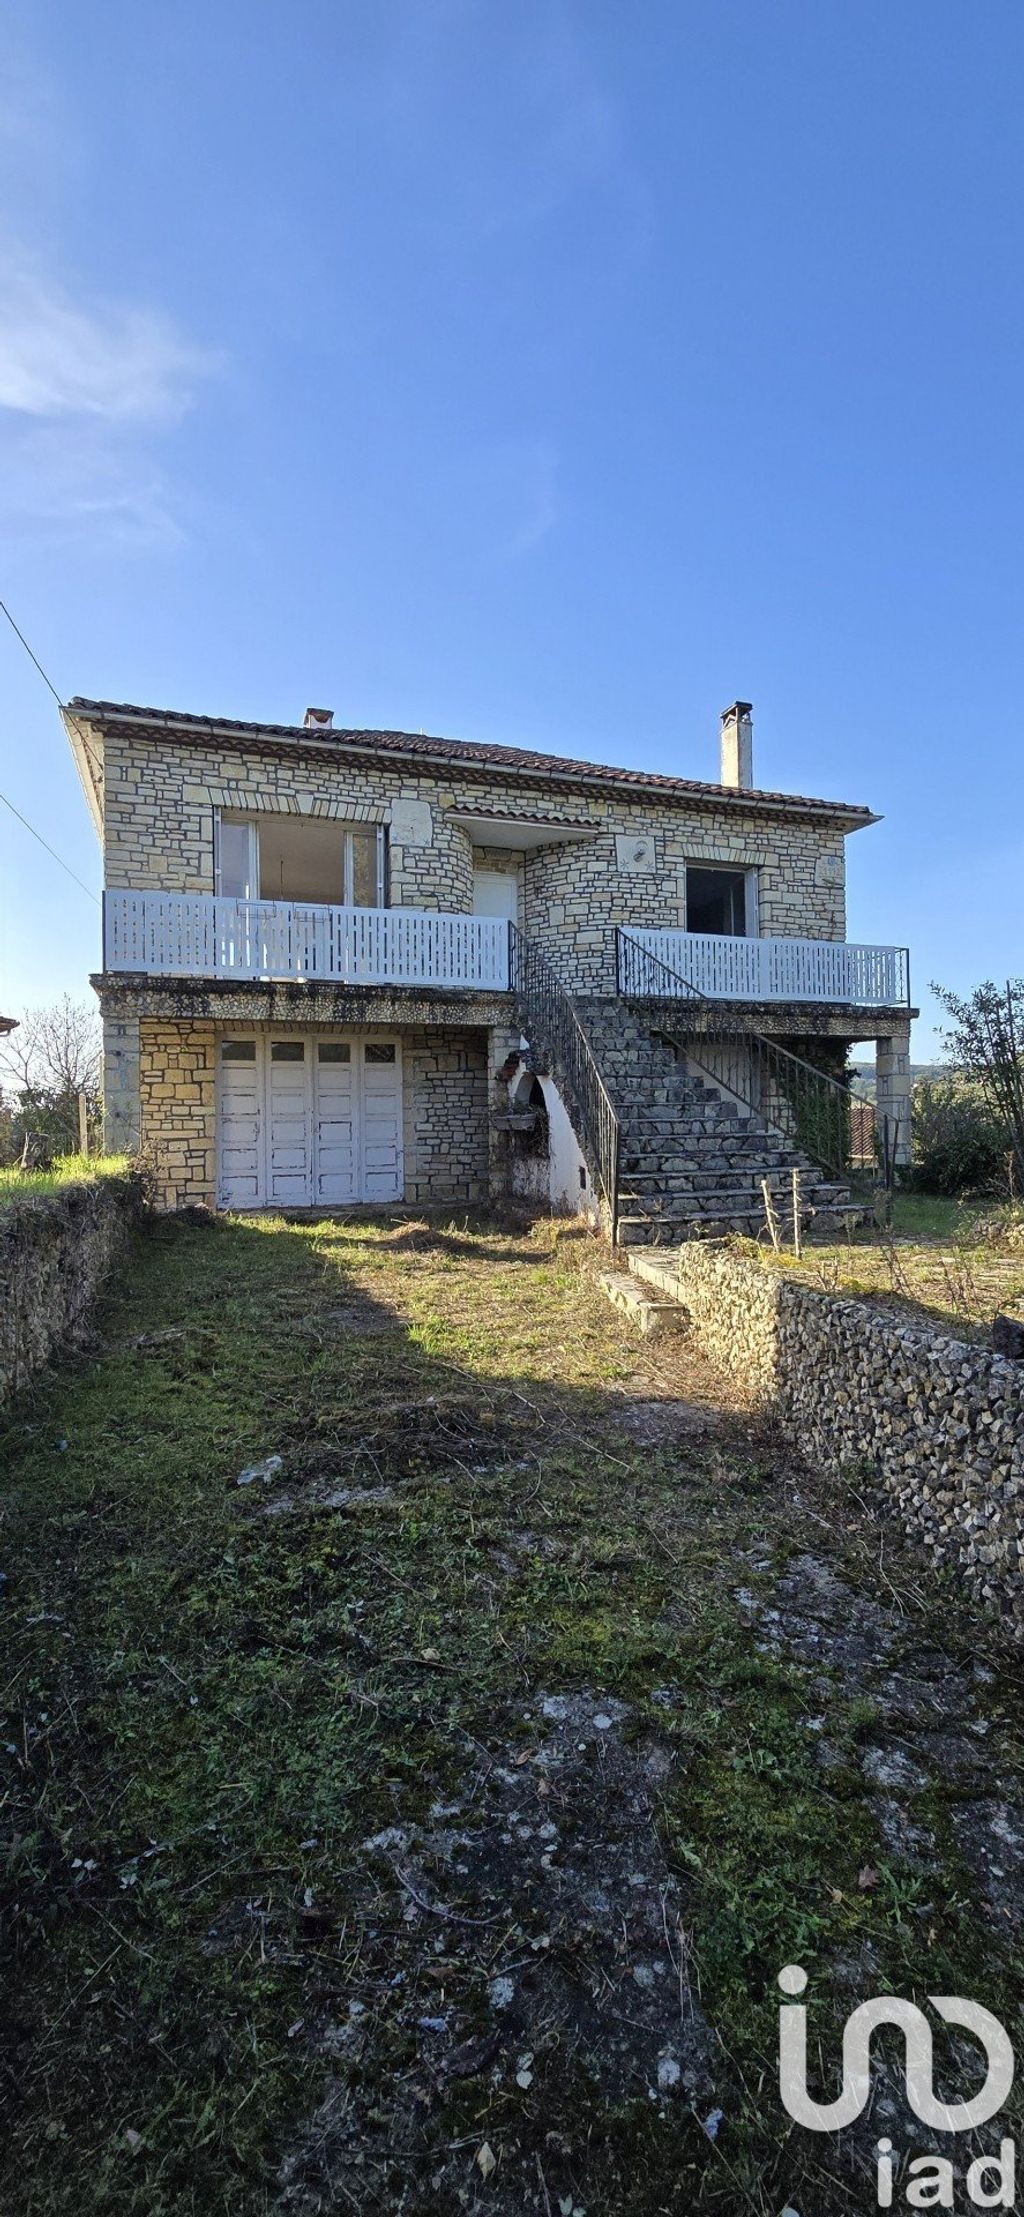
(401, 1028, 490, 1206)
(0, 1172, 145, 1404)
(139, 1020, 216, 1209)
(668, 1244, 1024, 1636)
(524, 811, 846, 994)
(100, 727, 849, 997)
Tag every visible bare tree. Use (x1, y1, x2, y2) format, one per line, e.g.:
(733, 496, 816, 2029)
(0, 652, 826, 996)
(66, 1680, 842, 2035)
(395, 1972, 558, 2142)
(932, 977, 1024, 1193)
(0, 997, 102, 1163)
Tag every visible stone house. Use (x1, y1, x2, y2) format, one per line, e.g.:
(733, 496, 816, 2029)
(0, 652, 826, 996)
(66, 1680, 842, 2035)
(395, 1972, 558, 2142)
(62, 696, 914, 1240)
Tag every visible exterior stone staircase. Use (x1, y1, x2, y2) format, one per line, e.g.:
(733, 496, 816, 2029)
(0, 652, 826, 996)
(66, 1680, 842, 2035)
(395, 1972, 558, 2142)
(575, 1000, 864, 1246)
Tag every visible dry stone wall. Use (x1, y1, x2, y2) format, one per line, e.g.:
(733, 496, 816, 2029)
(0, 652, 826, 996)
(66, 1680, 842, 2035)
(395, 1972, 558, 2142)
(671, 1244, 1024, 1637)
(0, 1173, 145, 1404)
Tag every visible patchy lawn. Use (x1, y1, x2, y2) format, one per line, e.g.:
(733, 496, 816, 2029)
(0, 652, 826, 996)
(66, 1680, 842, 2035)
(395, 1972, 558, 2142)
(742, 1192, 1024, 1345)
(0, 1155, 131, 1208)
(2, 1210, 1024, 2215)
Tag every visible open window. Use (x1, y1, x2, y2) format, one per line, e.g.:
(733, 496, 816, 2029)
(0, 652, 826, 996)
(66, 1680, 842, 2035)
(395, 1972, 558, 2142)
(216, 814, 386, 906)
(684, 863, 758, 937)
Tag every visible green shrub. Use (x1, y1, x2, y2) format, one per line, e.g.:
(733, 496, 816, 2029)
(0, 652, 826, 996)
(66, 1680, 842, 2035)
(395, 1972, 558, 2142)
(909, 1075, 1009, 1196)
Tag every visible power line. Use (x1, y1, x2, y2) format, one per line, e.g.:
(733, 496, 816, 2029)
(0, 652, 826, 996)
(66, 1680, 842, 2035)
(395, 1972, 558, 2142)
(0, 786, 99, 904)
(0, 789, 99, 904)
(0, 596, 99, 905)
(0, 597, 65, 709)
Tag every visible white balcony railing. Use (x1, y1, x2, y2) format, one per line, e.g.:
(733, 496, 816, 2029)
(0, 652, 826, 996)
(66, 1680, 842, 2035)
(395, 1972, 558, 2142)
(103, 891, 511, 992)
(620, 929, 910, 1007)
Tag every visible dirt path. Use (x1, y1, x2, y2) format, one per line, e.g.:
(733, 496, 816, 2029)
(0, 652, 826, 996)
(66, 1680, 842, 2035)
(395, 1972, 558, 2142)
(2, 1212, 1023, 2216)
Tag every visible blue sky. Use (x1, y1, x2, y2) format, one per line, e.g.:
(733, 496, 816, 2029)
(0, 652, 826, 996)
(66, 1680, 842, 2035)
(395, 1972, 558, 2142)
(1, 0, 1022, 1057)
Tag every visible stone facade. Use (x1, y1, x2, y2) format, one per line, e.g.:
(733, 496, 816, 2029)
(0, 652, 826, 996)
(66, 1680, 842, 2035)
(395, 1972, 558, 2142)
(658, 1244, 1024, 1638)
(524, 810, 846, 995)
(402, 1029, 490, 1206)
(98, 725, 850, 998)
(139, 1020, 216, 1209)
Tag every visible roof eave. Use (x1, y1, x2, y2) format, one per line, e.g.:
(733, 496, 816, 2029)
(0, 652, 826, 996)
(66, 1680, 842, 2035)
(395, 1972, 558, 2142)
(60, 708, 104, 839)
(67, 701, 878, 829)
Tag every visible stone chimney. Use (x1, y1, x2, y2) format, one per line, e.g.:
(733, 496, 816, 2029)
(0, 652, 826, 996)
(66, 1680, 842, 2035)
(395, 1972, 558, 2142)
(303, 706, 334, 730)
(720, 701, 753, 790)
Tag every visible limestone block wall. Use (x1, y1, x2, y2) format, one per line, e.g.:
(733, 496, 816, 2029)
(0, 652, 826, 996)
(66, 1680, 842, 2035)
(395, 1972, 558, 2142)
(101, 727, 849, 996)
(139, 1021, 217, 1209)
(102, 731, 475, 913)
(523, 811, 846, 994)
(0, 1172, 146, 1404)
(401, 1028, 490, 1206)
(670, 1244, 1024, 1637)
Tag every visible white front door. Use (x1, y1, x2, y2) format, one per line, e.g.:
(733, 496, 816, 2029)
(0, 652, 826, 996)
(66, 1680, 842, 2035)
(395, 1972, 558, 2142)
(217, 1034, 403, 1207)
(472, 867, 519, 923)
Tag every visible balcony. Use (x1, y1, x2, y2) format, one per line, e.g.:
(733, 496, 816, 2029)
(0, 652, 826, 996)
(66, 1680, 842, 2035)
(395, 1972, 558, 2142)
(618, 929, 910, 1008)
(103, 891, 511, 992)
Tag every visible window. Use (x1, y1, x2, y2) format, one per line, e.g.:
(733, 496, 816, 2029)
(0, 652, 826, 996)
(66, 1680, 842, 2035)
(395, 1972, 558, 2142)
(218, 820, 257, 900)
(217, 814, 386, 906)
(364, 1043, 396, 1065)
(221, 1039, 256, 1062)
(685, 865, 754, 937)
(318, 1042, 351, 1063)
(271, 1040, 305, 1062)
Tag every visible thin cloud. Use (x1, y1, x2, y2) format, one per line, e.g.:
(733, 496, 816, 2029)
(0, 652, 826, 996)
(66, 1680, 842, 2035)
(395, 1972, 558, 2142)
(0, 245, 219, 545)
(0, 253, 217, 423)
(1, 418, 187, 551)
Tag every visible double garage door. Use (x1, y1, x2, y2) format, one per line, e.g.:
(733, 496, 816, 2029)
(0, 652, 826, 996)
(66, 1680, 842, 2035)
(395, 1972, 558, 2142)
(217, 1033, 403, 1208)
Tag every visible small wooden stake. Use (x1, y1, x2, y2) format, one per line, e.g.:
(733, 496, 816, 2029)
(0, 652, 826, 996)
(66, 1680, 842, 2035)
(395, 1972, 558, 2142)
(762, 1177, 780, 1252)
(791, 1167, 802, 1257)
(77, 1090, 89, 1157)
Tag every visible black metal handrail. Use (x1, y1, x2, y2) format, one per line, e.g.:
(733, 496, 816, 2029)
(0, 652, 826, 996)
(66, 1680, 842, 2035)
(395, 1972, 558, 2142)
(510, 926, 620, 1242)
(617, 929, 853, 1179)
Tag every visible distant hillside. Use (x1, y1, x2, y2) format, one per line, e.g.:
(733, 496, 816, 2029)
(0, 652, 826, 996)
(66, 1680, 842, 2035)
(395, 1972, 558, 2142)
(850, 1062, 946, 1102)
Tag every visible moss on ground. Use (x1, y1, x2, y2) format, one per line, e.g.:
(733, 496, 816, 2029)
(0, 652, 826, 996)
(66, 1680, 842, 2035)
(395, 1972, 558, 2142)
(1, 1210, 1022, 2214)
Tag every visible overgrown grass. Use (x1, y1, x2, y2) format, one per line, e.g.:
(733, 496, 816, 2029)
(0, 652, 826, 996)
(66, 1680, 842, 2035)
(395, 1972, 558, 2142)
(753, 1188, 1024, 1340)
(0, 1152, 131, 1203)
(1, 1211, 1021, 2214)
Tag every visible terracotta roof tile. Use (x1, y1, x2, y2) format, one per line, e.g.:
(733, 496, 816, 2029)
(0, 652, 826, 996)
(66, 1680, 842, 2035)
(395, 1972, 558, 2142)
(64, 699, 877, 824)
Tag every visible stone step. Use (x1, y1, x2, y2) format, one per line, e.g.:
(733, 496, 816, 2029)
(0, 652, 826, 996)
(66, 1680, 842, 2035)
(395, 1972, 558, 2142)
(620, 1170, 828, 1206)
(620, 1153, 841, 1181)
(598, 1270, 688, 1338)
(617, 1198, 869, 1245)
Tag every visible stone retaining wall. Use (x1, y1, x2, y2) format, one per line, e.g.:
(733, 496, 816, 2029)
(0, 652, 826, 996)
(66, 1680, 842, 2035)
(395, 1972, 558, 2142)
(671, 1244, 1024, 1635)
(0, 1173, 146, 1404)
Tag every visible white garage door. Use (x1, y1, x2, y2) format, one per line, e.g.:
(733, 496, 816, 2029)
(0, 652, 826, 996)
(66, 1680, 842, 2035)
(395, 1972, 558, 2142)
(217, 1034, 402, 1208)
